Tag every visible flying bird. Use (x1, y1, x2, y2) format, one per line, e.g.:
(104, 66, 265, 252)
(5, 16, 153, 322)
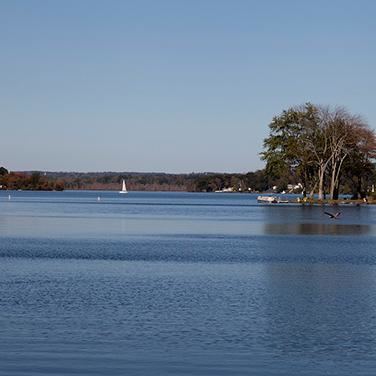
(324, 211, 341, 219)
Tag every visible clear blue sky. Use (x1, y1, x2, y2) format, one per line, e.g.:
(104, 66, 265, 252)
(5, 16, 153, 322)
(1, 0, 375, 173)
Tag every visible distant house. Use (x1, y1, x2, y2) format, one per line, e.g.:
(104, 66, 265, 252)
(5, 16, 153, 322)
(287, 183, 303, 192)
(215, 187, 234, 193)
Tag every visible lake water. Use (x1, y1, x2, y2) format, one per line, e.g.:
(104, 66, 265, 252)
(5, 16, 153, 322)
(1, 190, 376, 375)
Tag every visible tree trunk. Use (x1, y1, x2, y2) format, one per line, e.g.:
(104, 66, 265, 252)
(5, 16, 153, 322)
(333, 181, 340, 200)
(309, 181, 318, 198)
(318, 166, 325, 200)
(330, 154, 347, 200)
(330, 162, 337, 200)
(357, 176, 365, 199)
(309, 184, 317, 198)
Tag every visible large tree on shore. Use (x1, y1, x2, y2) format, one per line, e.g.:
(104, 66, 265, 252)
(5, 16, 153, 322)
(261, 104, 376, 199)
(261, 103, 321, 197)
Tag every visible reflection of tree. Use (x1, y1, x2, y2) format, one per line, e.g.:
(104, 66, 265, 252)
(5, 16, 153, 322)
(260, 205, 373, 236)
(264, 223, 371, 236)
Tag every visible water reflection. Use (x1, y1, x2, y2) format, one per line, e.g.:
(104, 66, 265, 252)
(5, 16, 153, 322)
(264, 223, 372, 235)
(260, 205, 376, 236)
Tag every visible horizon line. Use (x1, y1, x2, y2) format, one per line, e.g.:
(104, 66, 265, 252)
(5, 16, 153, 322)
(9, 168, 266, 175)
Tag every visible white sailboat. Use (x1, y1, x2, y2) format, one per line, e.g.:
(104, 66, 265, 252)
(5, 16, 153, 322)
(119, 179, 128, 194)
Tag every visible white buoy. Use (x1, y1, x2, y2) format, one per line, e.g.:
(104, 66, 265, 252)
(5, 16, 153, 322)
(8, 194, 11, 200)
(97, 196, 101, 201)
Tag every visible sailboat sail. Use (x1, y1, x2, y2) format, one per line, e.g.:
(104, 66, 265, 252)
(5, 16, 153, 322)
(119, 179, 128, 194)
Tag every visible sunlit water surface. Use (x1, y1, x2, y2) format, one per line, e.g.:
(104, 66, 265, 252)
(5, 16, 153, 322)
(1, 191, 376, 375)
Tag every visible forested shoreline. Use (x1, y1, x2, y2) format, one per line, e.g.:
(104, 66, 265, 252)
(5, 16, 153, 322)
(0, 168, 272, 193)
(0, 166, 374, 198)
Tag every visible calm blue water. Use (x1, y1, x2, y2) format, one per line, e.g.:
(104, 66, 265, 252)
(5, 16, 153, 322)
(1, 190, 376, 375)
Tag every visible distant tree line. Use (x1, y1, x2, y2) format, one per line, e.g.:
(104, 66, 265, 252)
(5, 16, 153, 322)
(0, 169, 64, 191)
(30, 171, 274, 192)
(192, 170, 271, 192)
(261, 103, 376, 199)
(0, 168, 274, 192)
(1, 164, 374, 196)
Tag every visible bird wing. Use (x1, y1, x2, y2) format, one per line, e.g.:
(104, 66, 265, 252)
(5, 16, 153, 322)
(324, 211, 334, 217)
